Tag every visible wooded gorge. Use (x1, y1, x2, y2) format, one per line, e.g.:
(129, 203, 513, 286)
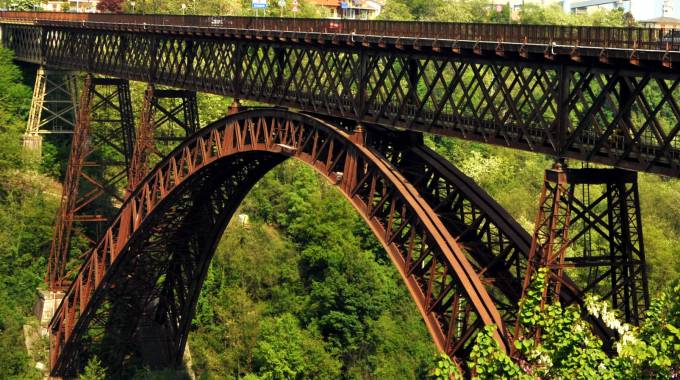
(0, 1, 679, 379)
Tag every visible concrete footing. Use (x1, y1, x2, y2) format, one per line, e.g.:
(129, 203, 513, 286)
(33, 289, 64, 336)
(22, 133, 43, 152)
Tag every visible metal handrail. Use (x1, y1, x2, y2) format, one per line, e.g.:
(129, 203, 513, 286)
(0, 11, 678, 51)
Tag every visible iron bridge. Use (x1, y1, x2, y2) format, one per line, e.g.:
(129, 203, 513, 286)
(0, 11, 666, 378)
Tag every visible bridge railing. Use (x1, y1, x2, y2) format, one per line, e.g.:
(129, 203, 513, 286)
(0, 11, 678, 52)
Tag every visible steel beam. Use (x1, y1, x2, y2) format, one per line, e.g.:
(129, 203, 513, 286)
(47, 75, 135, 291)
(1, 22, 679, 176)
(517, 164, 649, 347)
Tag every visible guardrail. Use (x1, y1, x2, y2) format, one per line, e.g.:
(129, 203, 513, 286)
(0, 11, 679, 51)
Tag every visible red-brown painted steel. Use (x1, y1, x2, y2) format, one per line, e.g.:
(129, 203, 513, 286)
(48, 109, 510, 377)
(2, 13, 680, 177)
(46, 76, 135, 291)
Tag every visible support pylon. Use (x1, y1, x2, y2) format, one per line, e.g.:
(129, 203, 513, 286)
(22, 67, 78, 155)
(563, 168, 649, 324)
(515, 163, 649, 344)
(129, 84, 200, 189)
(47, 75, 136, 291)
(515, 163, 574, 343)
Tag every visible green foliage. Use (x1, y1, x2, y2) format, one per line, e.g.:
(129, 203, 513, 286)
(379, 0, 628, 25)
(252, 313, 341, 380)
(7, 0, 40, 11)
(0, 47, 59, 380)
(428, 353, 461, 380)
(79, 357, 106, 380)
(189, 161, 435, 379)
(464, 269, 680, 379)
(470, 325, 528, 380)
(129, 366, 191, 379)
(612, 280, 680, 378)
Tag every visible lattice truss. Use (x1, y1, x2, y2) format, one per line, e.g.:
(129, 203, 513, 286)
(47, 76, 136, 290)
(25, 67, 78, 136)
(49, 111, 516, 377)
(4, 24, 679, 176)
(516, 165, 648, 345)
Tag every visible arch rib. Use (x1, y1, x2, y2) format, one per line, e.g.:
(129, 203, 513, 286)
(49, 109, 508, 377)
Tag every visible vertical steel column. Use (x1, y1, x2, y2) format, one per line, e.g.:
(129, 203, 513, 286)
(357, 50, 368, 119)
(556, 65, 571, 156)
(129, 85, 156, 190)
(23, 67, 78, 153)
(47, 76, 136, 291)
(517, 166, 649, 340)
(406, 58, 419, 110)
(274, 46, 285, 97)
(47, 75, 94, 291)
(129, 85, 200, 190)
(516, 163, 573, 343)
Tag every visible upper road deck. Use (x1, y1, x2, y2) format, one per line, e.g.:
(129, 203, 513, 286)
(1, 11, 679, 68)
(2, 12, 680, 177)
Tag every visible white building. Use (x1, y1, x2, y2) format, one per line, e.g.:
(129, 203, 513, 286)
(42, 0, 99, 12)
(569, 0, 680, 20)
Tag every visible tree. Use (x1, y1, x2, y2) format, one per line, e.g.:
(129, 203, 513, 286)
(9, 0, 40, 11)
(252, 313, 341, 380)
(79, 357, 106, 380)
(378, 0, 441, 20)
(459, 269, 680, 379)
(96, 0, 125, 13)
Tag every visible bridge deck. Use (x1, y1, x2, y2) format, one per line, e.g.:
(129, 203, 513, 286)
(1, 11, 679, 66)
(1, 12, 679, 178)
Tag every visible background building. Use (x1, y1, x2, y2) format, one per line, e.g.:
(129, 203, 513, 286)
(308, 0, 384, 19)
(569, 0, 680, 21)
(42, 0, 99, 12)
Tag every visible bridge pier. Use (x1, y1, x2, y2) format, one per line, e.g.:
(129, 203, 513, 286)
(22, 66, 78, 157)
(33, 289, 64, 336)
(519, 163, 649, 340)
(47, 75, 136, 291)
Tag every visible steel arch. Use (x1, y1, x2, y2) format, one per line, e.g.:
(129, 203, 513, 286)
(48, 109, 509, 377)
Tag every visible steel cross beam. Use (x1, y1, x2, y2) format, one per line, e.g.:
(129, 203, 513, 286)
(516, 164, 649, 345)
(129, 84, 200, 189)
(1, 21, 680, 177)
(47, 75, 135, 291)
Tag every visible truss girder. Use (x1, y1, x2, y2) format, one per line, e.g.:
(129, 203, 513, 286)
(48, 109, 513, 377)
(3, 24, 680, 177)
(47, 75, 135, 290)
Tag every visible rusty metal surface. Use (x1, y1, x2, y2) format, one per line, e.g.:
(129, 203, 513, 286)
(1, 11, 680, 57)
(2, 17, 679, 177)
(48, 109, 510, 377)
(47, 75, 135, 291)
